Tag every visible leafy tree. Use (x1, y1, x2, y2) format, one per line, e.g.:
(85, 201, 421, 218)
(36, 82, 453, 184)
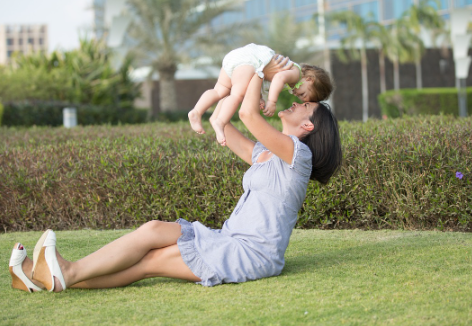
(403, 0, 445, 89)
(0, 39, 140, 106)
(127, 0, 239, 119)
(240, 12, 319, 64)
(387, 17, 423, 91)
(326, 11, 377, 122)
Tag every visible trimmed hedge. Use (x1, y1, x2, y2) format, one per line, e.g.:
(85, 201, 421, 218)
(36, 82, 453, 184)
(1, 116, 471, 232)
(1, 101, 147, 127)
(378, 88, 472, 118)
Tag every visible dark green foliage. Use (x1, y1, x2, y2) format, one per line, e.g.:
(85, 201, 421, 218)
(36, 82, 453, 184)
(0, 39, 142, 127)
(378, 88, 472, 118)
(2, 101, 147, 127)
(0, 116, 471, 232)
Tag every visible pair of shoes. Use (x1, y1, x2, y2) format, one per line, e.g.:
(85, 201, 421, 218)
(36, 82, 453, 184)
(32, 229, 66, 292)
(9, 243, 42, 293)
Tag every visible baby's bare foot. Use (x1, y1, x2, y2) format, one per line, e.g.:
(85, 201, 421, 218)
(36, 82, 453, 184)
(188, 110, 205, 134)
(210, 119, 226, 146)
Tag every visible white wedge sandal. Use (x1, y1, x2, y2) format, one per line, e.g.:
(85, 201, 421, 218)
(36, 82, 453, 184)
(32, 230, 67, 292)
(9, 243, 42, 293)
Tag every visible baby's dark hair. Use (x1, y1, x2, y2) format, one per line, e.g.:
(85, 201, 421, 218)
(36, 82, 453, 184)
(301, 64, 334, 103)
(300, 102, 342, 184)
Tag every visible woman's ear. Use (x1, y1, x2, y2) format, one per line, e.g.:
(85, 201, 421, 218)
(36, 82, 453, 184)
(302, 121, 314, 133)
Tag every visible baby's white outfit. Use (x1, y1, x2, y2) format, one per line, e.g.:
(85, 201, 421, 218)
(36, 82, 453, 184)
(222, 43, 275, 79)
(222, 43, 301, 102)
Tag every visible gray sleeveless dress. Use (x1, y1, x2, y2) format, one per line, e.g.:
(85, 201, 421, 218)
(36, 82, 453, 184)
(177, 135, 312, 286)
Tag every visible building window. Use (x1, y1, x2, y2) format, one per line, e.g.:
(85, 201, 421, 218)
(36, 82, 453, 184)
(353, 1, 379, 21)
(19, 38, 23, 45)
(383, 0, 413, 20)
(454, 0, 472, 7)
(245, 0, 267, 20)
(39, 38, 43, 45)
(269, 0, 291, 12)
(28, 38, 34, 45)
(7, 50, 14, 58)
(295, 0, 316, 7)
(7, 38, 14, 46)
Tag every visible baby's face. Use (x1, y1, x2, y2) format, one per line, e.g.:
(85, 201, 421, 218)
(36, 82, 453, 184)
(292, 78, 314, 103)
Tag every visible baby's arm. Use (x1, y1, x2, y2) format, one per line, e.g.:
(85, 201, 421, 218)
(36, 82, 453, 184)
(264, 67, 300, 115)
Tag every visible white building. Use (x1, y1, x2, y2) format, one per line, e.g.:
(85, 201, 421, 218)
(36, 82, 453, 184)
(0, 24, 48, 65)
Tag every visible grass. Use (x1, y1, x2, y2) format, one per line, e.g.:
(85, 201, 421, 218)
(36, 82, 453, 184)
(1, 229, 471, 325)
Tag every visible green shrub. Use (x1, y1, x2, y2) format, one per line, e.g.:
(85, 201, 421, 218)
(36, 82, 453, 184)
(2, 101, 147, 127)
(0, 116, 471, 232)
(378, 88, 472, 118)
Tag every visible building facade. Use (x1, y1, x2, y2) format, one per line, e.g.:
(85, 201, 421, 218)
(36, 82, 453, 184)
(213, 0, 472, 28)
(0, 24, 48, 65)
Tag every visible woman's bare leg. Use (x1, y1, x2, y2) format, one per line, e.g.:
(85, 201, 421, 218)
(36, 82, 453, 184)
(54, 221, 184, 291)
(210, 65, 255, 146)
(188, 68, 231, 134)
(69, 245, 200, 289)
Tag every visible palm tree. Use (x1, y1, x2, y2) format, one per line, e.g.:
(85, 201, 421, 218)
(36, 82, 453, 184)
(371, 22, 390, 94)
(403, 0, 445, 89)
(127, 0, 239, 118)
(327, 11, 377, 122)
(387, 17, 423, 91)
(240, 13, 319, 64)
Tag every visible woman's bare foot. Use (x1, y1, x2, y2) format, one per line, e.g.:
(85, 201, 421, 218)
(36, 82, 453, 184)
(188, 110, 205, 134)
(210, 119, 226, 146)
(13, 256, 46, 292)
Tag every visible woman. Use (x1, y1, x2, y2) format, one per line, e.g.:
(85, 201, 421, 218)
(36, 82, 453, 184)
(9, 56, 342, 292)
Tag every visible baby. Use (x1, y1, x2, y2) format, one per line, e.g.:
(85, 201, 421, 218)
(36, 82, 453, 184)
(188, 43, 333, 145)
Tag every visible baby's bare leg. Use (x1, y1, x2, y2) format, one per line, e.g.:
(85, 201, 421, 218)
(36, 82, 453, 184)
(210, 65, 255, 145)
(188, 68, 231, 134)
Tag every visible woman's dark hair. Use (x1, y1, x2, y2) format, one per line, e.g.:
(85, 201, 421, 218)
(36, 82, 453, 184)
(300, 102, 343, 184)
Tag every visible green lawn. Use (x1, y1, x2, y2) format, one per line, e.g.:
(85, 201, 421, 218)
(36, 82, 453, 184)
(1, 229, 471, 325)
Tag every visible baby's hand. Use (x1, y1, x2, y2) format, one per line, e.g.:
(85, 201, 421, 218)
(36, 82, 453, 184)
(259, 99, 266, 110)
(263, 101, 276, 117)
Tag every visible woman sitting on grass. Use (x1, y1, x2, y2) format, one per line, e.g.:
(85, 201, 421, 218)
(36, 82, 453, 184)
(8, 56, 342, 292)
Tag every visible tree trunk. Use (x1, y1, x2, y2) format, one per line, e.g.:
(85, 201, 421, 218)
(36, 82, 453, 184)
(393, 59, 400, 91)
(324, 47, 334, 114)
(415, 57, 423, 89)
(361, 48, 369, 122)
(379, 50, 386, 94)
(158, 67, 178, 113)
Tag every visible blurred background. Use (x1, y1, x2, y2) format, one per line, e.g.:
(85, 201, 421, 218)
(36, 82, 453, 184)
(0, 0, 471, 125)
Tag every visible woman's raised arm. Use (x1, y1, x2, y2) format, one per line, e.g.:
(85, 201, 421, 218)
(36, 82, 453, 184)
(238, 75, 295, 165)
(211, 98, 255, 165)
(219, 55, 294, 165)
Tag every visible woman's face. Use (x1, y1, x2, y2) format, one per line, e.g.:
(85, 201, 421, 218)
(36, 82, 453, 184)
(278, 102, 317, 127)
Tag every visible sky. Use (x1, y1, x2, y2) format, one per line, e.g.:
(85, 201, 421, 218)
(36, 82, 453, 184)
(0, 0, 94, 52)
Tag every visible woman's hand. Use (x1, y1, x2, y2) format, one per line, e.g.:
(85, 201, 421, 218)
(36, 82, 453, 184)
(262, 55, 293, 81)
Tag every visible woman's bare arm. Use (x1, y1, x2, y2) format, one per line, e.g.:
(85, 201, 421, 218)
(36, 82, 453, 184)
(220, 56, 294, 165)
(239, 75, 294, 165)
(224, 123, 255, 165)
(212, 98, 255, 165)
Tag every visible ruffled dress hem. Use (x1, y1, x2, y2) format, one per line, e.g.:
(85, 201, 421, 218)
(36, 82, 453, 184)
(176, 218, 222, 287)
